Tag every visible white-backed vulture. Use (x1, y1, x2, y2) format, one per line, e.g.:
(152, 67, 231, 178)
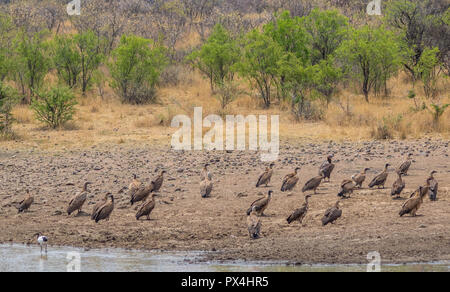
(256, 163, 275, 187)
(67, 182, 91, 215)
(319, 154, 335, 182)
(368, 163, 390, 189)
(391, 172, 405, 199)
(397, 153, 413, 175)
(247, 206, 261, 239)
(127, 174, 143, 198)
(91, 193, 109, 220)
(399, 186, 426, 217)
(352, 168, 370, 188)
(201, 164, 212, 181)
(200, 176, 213, 198)
(337, 179, 356, 198)
(130, 182, 154, 206)
(136, 194, 159, 220)
(281, 167, 301, 192)
(17, 190, 34, 213)
(321, 200, 342, 226)
(286, 195, 311, 225)
(428, 171, 438, 201)
(302, 174, 324, 194)
(92, 193, 114, 223)
(246, 190, 273, 216)
(152, 170, 166, 192)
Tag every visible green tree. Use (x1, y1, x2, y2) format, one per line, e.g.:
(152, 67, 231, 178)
(0, 13, 16, 82)
(51, 35, 82, 88)
(416, 47, 441, 99)
(186, 24, 239, 91)
(236, 30, 284, 108)
(109, 35, 168, 104)
(0, 81, 18, 137)
(311, 56, 342, 107)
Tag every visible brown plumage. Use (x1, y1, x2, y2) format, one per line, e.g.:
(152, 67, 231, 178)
(200, 175, 213, 198)
(396, 153, 413, 175)
(281, 167, 301, 192)
(247, 206, 261, 239)
(391, 172, 405, 199)
(130, 182, 154, 206)
(321, 200, 342, 226)
(92, 193, 114, 223)
(151, 170, 166, 193)
(337, 179, 356, 198)
(136, 194, 158, 220)
(302, 173, 324, 194)
(246, 190, 273, 216)
(352, 168, 370, 188)
(17, 190, 34, 213)
(127, 174, 143, 197)
(201, 164, 212, 181)
(399, 186, 427, 217)
(91, 193, 109, 220)
(286, 195, 311, 225)
(319, 154, 335, 182)
(428, 171, 438, 201)
(256, 163, 275, 187)
(67, 182, 91, 215)
(368, 163, 390, 189)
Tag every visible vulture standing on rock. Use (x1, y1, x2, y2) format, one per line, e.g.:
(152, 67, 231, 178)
(286, 195, 311, 225)
(91, 193, 109, 220)
(319, 154, 335, 182)
(321, 200, 342, 226)
(428, 171, 438, 201)
(246, 190, 273, 216)
(281, 167, 301, 192)
(256, 163, 275, 187)
(136, 194, 159, 220)
(67, 182, 91, 215)
(337, 179, 356, 198)
(391, 172, 405, 199)
(200, 175, 213, 198)
(247, 206, 261, 239)
(352, 168, 370, 188)
(92, 193, 114, 223)
(397, 153, 413, 175)
(302, 173, 324, 194)
(368, 164, 390, 189)
(399, 186, 427, 217)
(17, 190, 34, 213)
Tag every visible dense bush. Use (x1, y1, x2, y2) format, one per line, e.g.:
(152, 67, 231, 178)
(0, 81, 17, 137)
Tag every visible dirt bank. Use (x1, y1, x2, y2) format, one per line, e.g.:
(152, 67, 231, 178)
(0, 138, 449, 264)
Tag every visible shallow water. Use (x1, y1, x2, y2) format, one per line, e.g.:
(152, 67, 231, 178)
(0, 244, 448, 272)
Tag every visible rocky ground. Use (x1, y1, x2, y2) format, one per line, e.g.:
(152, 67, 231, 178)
(0, 138, 449, 264)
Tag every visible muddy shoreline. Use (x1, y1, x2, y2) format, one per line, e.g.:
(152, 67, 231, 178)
(1, 139, 449, 264)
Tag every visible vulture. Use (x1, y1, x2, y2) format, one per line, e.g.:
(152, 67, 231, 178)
(67, 182, 91, 215)
(35, 233, 48, 255)
(136, 194, 159, 220)
(256, 163, 275, 187)
(352, 168, 370, 188)
(399, 186, 426, 217)
(17, 190, 34, 213)
(201, 164, 212, 181)
(246, 190, 273, 216)
(127, 174, 143, 198)
(247, 206, 261, 239)
(319, 154, 335, 182)
(337, 179, 356, 198)
(391, 172, 405, 199)
(200, 175, 213, 198)
(368, 163, 390, 189)
(151, 170, 166, 193)
(91, 193, 109, 220)
(321, 200, 342, 226)
(396, 153, 413, 175)
(302, 173, 324, 194)
(428, 171, 438, 201)
(91, 193, 114, 223)
(286, 194, 311, 225)
(130, 182, 154, 206)
(281, 167, 301, 192)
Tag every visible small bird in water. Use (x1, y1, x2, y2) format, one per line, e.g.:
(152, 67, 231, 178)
(246, 190, 273, 216)
(35, 233, 48, 255)
(391, 172, 405, 199)
(368, 163, 390, 189)
(281, 167, 301, 192)
(337, 179, 356, 198)
(256, 163, 275, 187)
(399, 186, 427, 217)
(352, 168, 370, 188)
(247, 206, 261, 239)
(319, 154, 335, 182)
(286, 194, 311, 226)
(427, 171, 438, 201)
(17, 190, 34, 213)
(136, 194, 159, 220)
(396, 153, 413, 176)
(321, 200, 342, 226)
(91, 193, 114, 223)
(67, 182, 91, 216)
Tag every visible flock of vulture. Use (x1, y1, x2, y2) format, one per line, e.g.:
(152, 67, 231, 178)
(14, 153, 440, 248)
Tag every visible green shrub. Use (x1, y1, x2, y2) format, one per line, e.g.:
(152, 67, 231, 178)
(0, 81, 18, 137)
(31, 86, 77, 129)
